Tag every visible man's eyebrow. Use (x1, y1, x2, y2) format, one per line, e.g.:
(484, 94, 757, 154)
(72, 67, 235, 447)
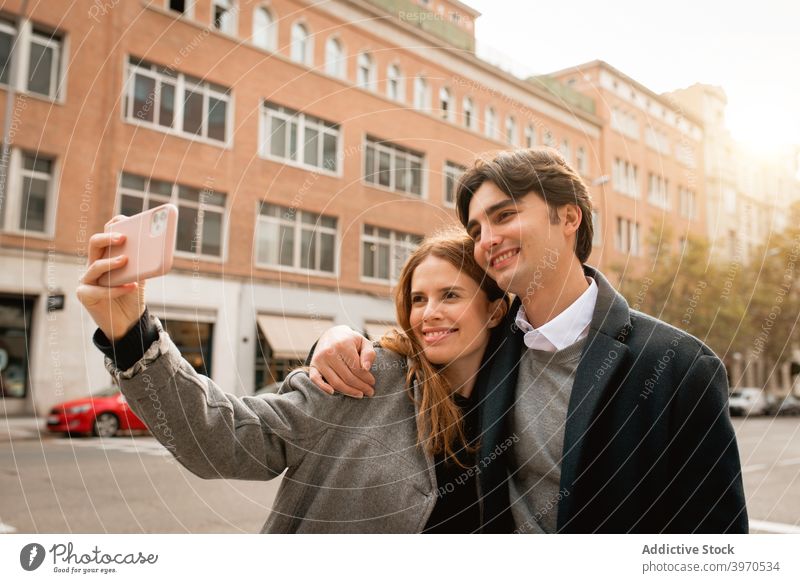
(466, 199, 518, 233)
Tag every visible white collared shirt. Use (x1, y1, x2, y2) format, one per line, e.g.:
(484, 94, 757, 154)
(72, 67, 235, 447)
(514, 277, 598, 352)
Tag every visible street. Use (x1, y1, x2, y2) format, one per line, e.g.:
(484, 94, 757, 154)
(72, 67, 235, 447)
(0, 417, 798, 534)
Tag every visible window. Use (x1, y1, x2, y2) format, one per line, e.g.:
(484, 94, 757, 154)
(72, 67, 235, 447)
(252, 6, 277, 51)
(484, 106, 496, 139)
(290, 22, 311, 65)
(261, 102, 340, 172)
(612, 158, 639, 198)
(386, 64, 403, 101)
(169, 1, 188, 13)
(118, 172, 226, 258)
(212, 0, 236, 35)
(356, 52, 374, 89)
(505, 116, 517, 145)
(543, 130, 555, 148)
(364, 136, 424, 196)
(610, 107, 639, 140)
(439, 87, 452, 121)
(0, 18, 65, 100)
(591, 209, 602, 247)
(256, 203, 337, 274)
(443, 161, 465, 207)
(413, 76, 429, 110)
(0, 149, 56, 234)
(647, 173, 669, 209)
(559, 138, 571, 164)
(576, 146, 587, 175)
(524, 125, 535, 148)
(362, 225, 422, 283)
(125, 56, 231, 144)
(615, 217, 640, 256)
(324, 37, 345, 78)
(679, 186, 696, 220)
(462, 96, 475, 129)
(0, 18, 13, 86)
(645, 127, 670, 155)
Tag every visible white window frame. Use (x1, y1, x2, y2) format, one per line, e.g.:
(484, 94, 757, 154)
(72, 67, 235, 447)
(360, 225, 422, 284)
(255, 202, 339, 276)
(612, 158, 639, 198)
(439, 86, 452, 121)
(356, 52, 374, 90)
(462, 96, 475, 129)
(591, 209, 602, 247)
(0, 147, 58, 238)
(576, 146, 587, 175)
(560, 138, 571, 163)
(252, 5, 277, 51)
(413, 76, 429, 111)
(260, 102, 341, 175)
(386, 63, 403, 102)
(543, 130, 555, 148)
(290, 22, 312, 66)
(524, 124, 535, 148)
(212, 0, 237, 36)
(0, 18, 66, 103)
(485, 106, 496, 139)
(680, 186, 697, 220)
(443, 161, 465, 208)
(647, 173, 669, 209)
(363, 136, 425, 198)
(324, 37, 345, 79)
(124, 56, 232, 147)
(117, 171, 228, 262)
(615, 217, 640, 256)
(165, 0, 196, 18)
(505, 115, 517, 145)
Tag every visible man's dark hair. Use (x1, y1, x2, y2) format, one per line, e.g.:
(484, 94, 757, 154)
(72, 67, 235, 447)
(455, 147, 595, 264)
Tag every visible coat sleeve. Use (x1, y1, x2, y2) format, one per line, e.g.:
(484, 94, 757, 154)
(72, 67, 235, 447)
(666, 353, 749, 533)
(103, 313, 338, 482)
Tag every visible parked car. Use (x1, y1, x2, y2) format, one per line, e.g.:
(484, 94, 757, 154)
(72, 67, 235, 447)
(728, 387, 768, 417)
(46, 386, 148, 437)
(765, 394, 800, 416)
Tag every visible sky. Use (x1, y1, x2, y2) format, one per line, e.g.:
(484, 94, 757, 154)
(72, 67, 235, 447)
(467, 0, 799, 152)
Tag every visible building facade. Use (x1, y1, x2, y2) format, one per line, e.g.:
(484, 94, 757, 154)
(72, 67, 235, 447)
(0, 0, 602, 415)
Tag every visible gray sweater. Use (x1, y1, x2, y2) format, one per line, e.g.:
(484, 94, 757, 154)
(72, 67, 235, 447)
(104, 312, 438, 533)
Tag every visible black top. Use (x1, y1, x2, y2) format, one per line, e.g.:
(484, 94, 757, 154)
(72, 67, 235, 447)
(92, 308, 160, 370)
(422, 389, 481, 533)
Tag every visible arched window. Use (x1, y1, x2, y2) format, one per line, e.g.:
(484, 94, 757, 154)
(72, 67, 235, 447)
(213, 0, 237, 35)
(290, 22, 311, 65)
(356, 52, 374, 89)
(485, 106, 496, 138)
(386, 64, 403, 101)
(252, 6, 276, 50)
(324, 37, 345, 78)
(413, 77, 429, 110)
(505, 115, 517, 145)
(462, 96, 474, 129)
(439, 87, 452, 121)
(524, 124, 535, 148)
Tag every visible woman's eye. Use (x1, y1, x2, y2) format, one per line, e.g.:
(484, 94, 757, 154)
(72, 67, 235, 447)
(411, 296, 425, 303)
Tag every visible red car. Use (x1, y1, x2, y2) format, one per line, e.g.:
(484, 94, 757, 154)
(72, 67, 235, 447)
(46, 386, 148, 437)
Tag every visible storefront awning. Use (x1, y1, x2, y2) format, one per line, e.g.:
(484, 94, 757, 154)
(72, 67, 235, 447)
(364, 321, 397, 341)
(257, 314, 334, 360)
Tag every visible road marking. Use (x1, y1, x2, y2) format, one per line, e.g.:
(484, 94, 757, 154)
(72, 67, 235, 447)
(0, 522, 17, 534)
(743, 457, 800, 473)
(750, 519, 800, 534)
(51, 438, 174, 459)
(742, 463, 768, 473)
(777, 457, 800, 467)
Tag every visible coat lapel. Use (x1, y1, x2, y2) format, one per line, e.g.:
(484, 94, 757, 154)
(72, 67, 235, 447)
(556, 266, 633, 530)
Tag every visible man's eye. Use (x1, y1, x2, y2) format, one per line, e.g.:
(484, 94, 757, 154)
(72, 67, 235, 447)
(498, 211, 514, 221)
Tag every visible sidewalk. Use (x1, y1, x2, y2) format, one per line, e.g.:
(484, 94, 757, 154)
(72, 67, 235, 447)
(0, 415, 45, 442)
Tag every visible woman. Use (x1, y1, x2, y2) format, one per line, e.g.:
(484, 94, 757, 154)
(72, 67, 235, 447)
(77, 224, 507, 533)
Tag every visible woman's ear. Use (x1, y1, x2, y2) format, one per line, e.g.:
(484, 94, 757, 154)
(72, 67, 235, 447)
(487, 297, 508, 329)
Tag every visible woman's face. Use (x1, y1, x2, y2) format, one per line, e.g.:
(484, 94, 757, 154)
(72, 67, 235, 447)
(408, 255, 499, 367)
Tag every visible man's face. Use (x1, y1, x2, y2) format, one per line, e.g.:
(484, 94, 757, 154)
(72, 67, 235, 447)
(466, 181, 568, 298)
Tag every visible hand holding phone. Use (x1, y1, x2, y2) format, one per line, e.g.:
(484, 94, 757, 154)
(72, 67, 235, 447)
(97, 204, 178, 287)
(77, 204, 177, 341)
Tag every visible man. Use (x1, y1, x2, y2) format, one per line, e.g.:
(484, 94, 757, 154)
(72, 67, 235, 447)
(310, 148, 748, 533)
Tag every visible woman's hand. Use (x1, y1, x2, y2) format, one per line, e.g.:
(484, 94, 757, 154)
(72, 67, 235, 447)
(76, 215, 146, 341)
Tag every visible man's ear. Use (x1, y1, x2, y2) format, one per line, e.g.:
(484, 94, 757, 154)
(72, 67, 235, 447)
(561, 204, 582, 237)
(487, 298, 508, 329)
